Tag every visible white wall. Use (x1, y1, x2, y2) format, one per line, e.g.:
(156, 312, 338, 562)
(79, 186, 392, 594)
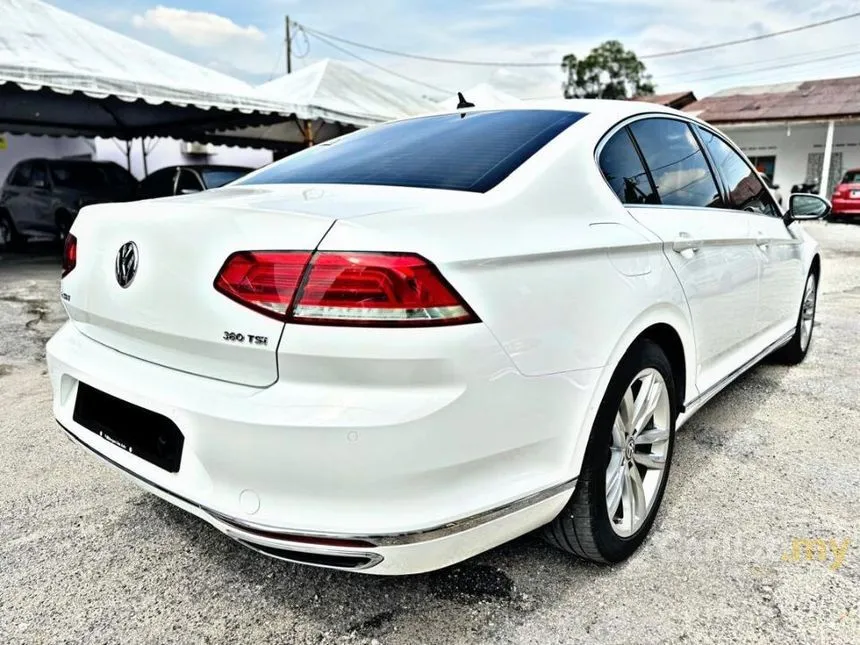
(720, 122, 860, 196)
(95, 138, 273, 179)
(0, 133, 95, 183)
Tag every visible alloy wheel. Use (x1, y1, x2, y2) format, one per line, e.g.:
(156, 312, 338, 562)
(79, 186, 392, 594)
(799, 275, 817, 352)
(606, 368, 671, 538)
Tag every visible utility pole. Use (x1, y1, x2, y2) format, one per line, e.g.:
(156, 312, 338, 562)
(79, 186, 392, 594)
(285, 16, 292, 74)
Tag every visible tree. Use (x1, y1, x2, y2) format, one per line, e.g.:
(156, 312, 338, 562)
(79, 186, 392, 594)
(561, 40, 655, 100)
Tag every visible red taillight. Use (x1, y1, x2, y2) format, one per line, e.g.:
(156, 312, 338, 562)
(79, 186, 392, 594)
(62, 234, 77, 277)
(292, 252, 478, 326)
(832, 185, 845, 198)
(214, 251, 478, 326)
(214, 251, 312, 320)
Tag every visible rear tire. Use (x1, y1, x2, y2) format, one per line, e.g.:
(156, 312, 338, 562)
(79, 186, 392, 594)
(0, 211, 22, 250)
(772, 271, 818, 365)
(543, 340, 676, 564)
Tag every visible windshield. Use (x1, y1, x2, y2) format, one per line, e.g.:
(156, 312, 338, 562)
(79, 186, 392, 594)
(201, 168, 251, 189)
(841, 170, 860, 184)
(238, 110, 587, 193)
(50, 162, 134, 191)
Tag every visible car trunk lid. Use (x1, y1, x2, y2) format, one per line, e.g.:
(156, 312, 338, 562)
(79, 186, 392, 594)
(61, 185, 415, 386)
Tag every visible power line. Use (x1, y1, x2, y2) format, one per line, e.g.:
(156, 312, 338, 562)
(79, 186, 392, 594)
(658, 43, 858, 80)
(522, 47, 860, 99)
(641, 12, 860, 59)
(676, 49, 860, 83)
(296, 11, 860, 68)
(306, 30, 451, 95)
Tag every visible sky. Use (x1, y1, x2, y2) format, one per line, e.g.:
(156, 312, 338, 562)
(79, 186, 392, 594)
(49, 0, 860, 102)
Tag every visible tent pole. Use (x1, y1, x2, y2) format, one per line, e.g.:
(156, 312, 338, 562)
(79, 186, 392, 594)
(140, 138, 149, 177)
(124, 140, 132, 173)
(304, 120, 314, 147)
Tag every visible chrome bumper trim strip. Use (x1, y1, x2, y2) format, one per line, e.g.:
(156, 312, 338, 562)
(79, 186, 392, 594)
(58, 421, 576, 556)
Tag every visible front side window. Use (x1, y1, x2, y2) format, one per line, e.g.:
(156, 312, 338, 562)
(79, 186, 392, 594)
(598, 128, 657, 204)
(30, 163, 48, 188)
(628, 118, 721, 208)
(238, 110, 587, 193)
(201, 168, 250, 189)
(696, 126, 779, 217)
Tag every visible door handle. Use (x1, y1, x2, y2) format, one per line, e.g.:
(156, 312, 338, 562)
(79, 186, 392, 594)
(673, 232, 700, 253)
(755, 233, 769, 250)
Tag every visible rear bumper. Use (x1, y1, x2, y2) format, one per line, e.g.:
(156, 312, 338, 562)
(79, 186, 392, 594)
(830, 198, 860, 215)
(47, 322, 599, 574)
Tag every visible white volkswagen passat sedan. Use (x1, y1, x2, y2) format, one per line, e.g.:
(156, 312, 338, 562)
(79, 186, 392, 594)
(47, 101, 829, 575)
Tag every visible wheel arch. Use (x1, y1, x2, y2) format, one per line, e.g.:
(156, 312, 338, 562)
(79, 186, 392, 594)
(563, 303, 696, 480)
(810, 253, 821, 280)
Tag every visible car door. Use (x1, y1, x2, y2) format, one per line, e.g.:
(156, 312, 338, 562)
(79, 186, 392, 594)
(599, 116, 762, 394)
(176, 168, 205, 194)
(2, 162, 34, 233)
(695, 126, 804, 343)
(28, 162, 55, 234)
(138, 167, 177, 199)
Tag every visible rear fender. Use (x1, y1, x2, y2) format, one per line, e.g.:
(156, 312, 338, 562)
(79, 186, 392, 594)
(562, 303, 697, 480)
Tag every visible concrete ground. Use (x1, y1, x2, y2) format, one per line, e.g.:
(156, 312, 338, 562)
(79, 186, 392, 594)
(0, 225, 858, 644)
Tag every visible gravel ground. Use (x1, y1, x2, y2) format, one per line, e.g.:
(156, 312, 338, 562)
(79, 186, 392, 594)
(1, 224, 858, 644)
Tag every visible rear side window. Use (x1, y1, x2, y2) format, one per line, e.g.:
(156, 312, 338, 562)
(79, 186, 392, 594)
(841, 170, 860, 183)
(598, 128, 657, 204)
(628, 118, 721, 208)
(8, 163, 31, 186)
(696, 126, 779, 217)
(238, 110, 586, 193)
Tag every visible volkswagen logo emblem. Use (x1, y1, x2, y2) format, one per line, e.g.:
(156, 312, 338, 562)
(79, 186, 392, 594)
(115, 241, 139, 288)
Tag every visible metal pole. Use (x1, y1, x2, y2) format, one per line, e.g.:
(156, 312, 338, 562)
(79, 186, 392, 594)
(140, 138, 149, 177)
(286, 16, 292, 74)
(819, 120, 835, 197)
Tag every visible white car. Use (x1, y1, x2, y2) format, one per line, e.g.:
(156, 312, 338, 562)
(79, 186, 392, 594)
(47, 101, 829, 575)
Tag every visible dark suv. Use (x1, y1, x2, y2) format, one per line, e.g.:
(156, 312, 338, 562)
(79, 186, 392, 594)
(0, 158, 137, 248)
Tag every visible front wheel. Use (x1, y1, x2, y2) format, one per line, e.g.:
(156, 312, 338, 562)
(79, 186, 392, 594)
(543, 340, 676, 564)
(772, 271, 818, 365)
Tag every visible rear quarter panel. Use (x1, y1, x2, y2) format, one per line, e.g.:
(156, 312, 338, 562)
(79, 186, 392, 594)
(317, 121, 698, 401)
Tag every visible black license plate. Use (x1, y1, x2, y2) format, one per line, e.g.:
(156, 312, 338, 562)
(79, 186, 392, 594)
(73, 382, 184, 472)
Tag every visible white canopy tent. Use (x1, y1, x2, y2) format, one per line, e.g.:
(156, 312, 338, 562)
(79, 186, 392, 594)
(0, 0, 295, 143)
(438, 83, 522, 111)
(210, 60, 439, 148)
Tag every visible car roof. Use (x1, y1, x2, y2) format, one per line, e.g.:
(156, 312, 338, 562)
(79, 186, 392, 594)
(14, 158, 128, 170)
(170, 164, 254, 171)
(418, 98, 695, 123)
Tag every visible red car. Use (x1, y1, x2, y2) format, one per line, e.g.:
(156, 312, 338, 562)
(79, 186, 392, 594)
(831, 169, 860, 219)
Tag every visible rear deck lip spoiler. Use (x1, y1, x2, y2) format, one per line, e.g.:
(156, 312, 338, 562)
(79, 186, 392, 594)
(58, 420, 576, 556)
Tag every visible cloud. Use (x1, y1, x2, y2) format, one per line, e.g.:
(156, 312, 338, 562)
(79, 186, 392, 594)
(132, 5, 265, 47)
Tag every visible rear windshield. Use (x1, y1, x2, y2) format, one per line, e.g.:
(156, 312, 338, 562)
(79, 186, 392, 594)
(202, 168, 251, 189)
(238, 110, 586, 193)
(842, 170, 860, 183)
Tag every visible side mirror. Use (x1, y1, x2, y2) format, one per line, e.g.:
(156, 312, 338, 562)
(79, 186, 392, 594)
(772, 184, 780, 190)
(32, 178, 47, 190)
(785, 193, 830, 223)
